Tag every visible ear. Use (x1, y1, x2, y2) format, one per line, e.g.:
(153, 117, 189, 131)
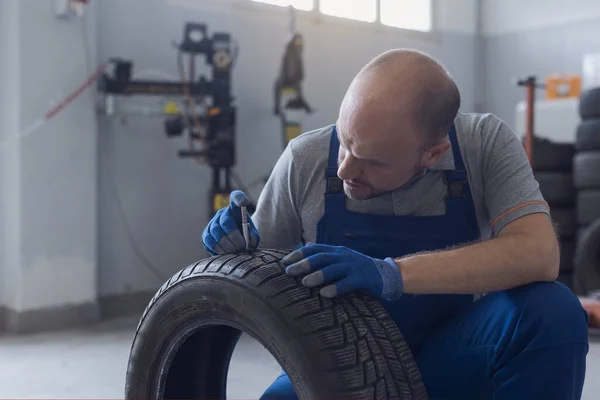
(421, 140, 451, 168)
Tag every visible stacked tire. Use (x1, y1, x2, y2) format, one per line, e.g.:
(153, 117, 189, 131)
(573, 87, 600, 295)
(531, 137, 577, 289)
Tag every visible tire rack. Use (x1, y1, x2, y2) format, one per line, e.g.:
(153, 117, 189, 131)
(573, 87, 600, 295)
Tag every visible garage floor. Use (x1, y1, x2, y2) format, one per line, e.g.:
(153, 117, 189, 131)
(1, 316, 599, 399)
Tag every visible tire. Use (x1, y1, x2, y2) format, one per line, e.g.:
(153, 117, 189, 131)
(576, 190, 600, 226)
(573, 152, 600, 189)
(535, 172, 575, 206)
(580, 87, 600, 120)
(125, 250, 428, 400)
(573, 219, 600, 295)
(550, 207, 577, 238)
(559, 238, 576, 273)
(576, 119, 600, 152)
(531, 137, 574, 172)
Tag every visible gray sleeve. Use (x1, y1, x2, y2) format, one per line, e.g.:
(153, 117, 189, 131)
(479, 115, 550, 235)
(252, 142, 303, 250)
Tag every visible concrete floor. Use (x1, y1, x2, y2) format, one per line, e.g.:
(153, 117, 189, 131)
(0, 316, 599, 399)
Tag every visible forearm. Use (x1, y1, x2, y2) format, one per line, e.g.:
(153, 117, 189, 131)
(395, 230, 560, 295)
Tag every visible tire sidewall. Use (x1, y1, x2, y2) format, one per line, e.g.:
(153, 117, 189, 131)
(126, 275, 329, 400)
(574, 152, 600, 189)
(535, 171, 575, 205)
(580, 88, 600, 120)
(576, 190, 600, 226)
(574, 220, 600, 294)
(576, 119, 600, 151)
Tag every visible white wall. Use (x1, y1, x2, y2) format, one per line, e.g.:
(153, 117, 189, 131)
(482, 0, 600, 36)
(0, 0, 99, 319)
(0, 0, 7, 308)
(436, 0, 477, 34)
(17, 0, 99, 312)
(0, 0, 22, 311)
(481, 0, 600, 128)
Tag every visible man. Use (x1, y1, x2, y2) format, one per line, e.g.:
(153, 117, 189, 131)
(202, 49, 589, 399)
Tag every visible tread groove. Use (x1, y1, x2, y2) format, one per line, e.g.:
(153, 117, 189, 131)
(247, 263, 283, 286)
(365, 300, 427, 398)
(265, 275, 299, 298)
(220, 254, 253, 274)
(278, 287, 313, 309)
(231, 257, 264, 278)
(206, 254, 238, 272)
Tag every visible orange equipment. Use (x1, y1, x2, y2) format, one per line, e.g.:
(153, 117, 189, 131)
(545, 75, 582, 100)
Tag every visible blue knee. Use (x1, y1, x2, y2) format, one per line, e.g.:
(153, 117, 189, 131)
(490, 282, 589, 398)
(260, 370, 298, 400)
(507, 281, 589, 348)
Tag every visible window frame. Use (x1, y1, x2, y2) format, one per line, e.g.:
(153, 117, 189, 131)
(167, 0, 437, 42)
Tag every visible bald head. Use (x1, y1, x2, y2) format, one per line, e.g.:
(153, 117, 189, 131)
(341, 49, 461, 146)
(335, 49, 461, 200)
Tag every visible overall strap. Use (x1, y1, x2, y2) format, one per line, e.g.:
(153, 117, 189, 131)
(444, 123, 472, 199)
(324, 126, 346, 210)
(448, 123, 466, 171)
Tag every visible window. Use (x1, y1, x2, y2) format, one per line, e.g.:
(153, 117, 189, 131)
(320, 0, 376, 23)
(381, 0, 431, 32)
(249, 0, 432, 32)
(251, 0, 313, 11)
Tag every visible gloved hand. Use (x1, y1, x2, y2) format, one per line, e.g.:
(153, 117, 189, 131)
(202, 190, 260, 256)
(282, 244, 403, 300)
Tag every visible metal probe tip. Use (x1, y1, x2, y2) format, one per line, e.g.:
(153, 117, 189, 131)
(241, 205, 250, 251)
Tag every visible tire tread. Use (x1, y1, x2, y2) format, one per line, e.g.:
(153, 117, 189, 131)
(133, 250, 428, 399)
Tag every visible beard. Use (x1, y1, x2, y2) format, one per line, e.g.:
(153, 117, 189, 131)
(343, 181, 376, 200)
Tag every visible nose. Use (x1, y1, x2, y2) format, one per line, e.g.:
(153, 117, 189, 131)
(337, 153, 360, 181)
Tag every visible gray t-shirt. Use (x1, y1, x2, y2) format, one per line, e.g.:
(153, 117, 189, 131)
(252, 112, 550, 250)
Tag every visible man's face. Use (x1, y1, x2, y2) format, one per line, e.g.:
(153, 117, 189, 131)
(336, 119, 426, 201)
(335, 72, 452, 201)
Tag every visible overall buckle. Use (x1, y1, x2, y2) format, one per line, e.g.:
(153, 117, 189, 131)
(325, 167, 344, 194)
(444, 170, 467, 199)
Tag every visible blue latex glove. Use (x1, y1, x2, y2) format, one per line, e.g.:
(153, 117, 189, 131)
(201, 190, 260, 256)
(282, 244, 403, 300)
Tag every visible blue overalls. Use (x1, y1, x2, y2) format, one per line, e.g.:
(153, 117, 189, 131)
(260, 125, 589, 400)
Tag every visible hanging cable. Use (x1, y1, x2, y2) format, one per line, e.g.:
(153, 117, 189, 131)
(106, 149, 168, 282)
